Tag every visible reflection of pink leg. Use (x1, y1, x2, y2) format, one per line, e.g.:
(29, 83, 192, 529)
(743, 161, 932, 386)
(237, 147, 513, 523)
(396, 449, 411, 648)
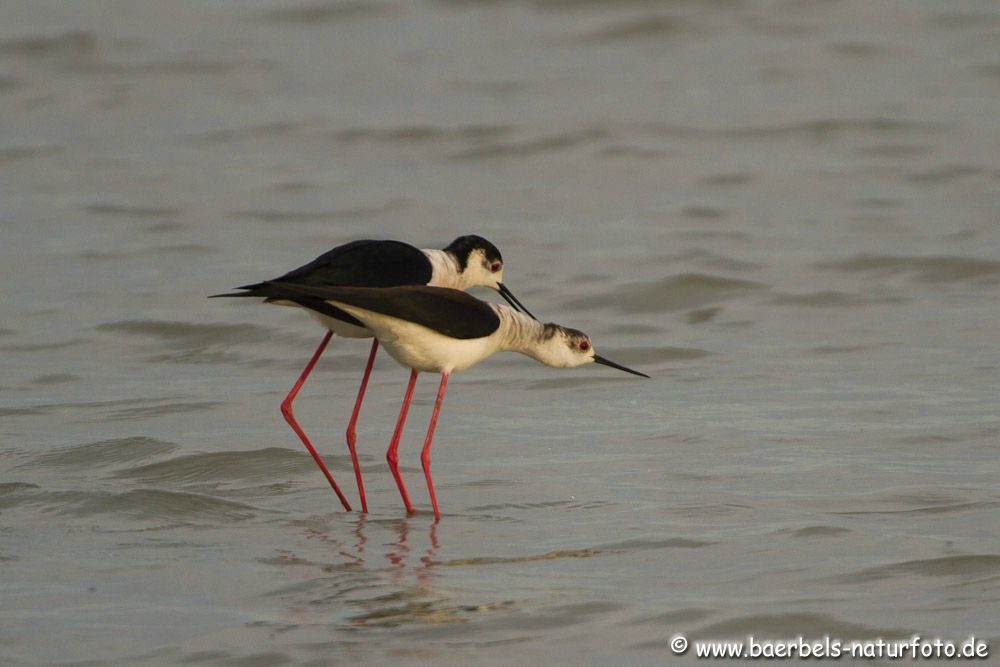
(280, 331, 351, 511)
(387, 369, 418, 513)
(346, 339, 378, 513)
(421, 374, 449, 522)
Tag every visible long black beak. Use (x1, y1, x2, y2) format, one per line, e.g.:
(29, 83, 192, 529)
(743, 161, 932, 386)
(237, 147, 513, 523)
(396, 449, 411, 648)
(594, 354, 650, 378)
(498, 283, 537, 320)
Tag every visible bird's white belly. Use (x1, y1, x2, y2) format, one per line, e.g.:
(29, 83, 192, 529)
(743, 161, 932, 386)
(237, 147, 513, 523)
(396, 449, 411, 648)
(331, 305, 498, 374)
(268, 299, 371, 338)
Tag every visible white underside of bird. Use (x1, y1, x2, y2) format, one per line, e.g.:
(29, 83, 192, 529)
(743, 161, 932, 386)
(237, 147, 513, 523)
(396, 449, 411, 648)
(324, 301, 503, 374)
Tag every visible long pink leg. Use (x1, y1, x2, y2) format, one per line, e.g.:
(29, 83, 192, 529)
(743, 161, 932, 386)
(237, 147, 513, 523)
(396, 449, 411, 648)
(280, 331, 352, 511)
(386, 369, 418, 513)
(420, 373, 449, 522)
(345, 339, 379, 513)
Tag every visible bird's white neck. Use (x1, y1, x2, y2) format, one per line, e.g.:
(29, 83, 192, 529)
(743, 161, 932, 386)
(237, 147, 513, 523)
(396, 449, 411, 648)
(495, 306, 549, 357)
(422, 249, 466, 290)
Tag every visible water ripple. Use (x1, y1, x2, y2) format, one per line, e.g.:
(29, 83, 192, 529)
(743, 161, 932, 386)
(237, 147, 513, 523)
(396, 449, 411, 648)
(815, 254, 1000, 285)
(570, 273, 767, 313)
(675, 613, 914, 644)
(112, 447, 312, 485)
(835, 555, 1000, 584)
(25, 436, 180, 470)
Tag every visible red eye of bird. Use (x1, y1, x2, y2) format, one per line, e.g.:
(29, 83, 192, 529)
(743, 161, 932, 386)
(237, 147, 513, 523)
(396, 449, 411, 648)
(579, 341, 590, 351)
(490, 262, 501, 273)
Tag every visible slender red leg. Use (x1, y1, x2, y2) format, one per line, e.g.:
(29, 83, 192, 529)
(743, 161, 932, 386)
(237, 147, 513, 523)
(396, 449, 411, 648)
(420, 373, 449, 522)
(386, 369, 418, 513)
(346, 339, 378, 513)
(280, 331, 352, 511)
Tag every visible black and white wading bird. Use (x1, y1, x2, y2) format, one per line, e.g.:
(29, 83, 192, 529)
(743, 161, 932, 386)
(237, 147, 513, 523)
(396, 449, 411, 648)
(211, 236, 535, 512)
(240, 282, 649, 521)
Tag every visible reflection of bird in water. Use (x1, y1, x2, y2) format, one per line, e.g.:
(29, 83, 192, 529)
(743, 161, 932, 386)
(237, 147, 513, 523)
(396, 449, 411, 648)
(386, 519, 440, 587)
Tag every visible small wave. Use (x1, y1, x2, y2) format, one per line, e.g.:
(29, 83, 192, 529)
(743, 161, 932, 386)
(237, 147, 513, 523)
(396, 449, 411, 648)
(593, 346, 712, 364)
(701, 172, 755, 187)
(723, 117, 945, 141)
(75, 58, 269, 77)
(0, 482, 41, 510)
(524, 376, 643, 390)
(906, 164, 985, 184)
(809, 343, 898, 355)
(683, 613, 912, 643)
(497, 601, 624, 632)
(634, 607, 715, 627)
(856, 144, 933, 158)
(1, 338, 84, 352)
(640, 117, 944, 142)
(581, 15, 684, 43)
(260, 2, 391, 24)
(770, 290, 904, 307)
(441, 537, 708, 568)
(834, 555, 1000, 584)
(79, 244, 214, 261)
(0, 396, 191, 419)
(773, 525, 853, 538)
(66, 488, 261, 523)
(828, 40, 885, 58)
(96, 320, 276, 347)
(0, 483, 260, 524)
(188, 122, 297, 145)
(0, 145, 63, 162)
(26, 436, 180, 470)
(232, 199, 404, 223)
(815, 254, 1000, 284)
(104, 401, 224, 421)
(112, 447, 312, 485)
(0, 30, 95, 57)
(832, 501, 1000, 518)
(348, 596, 518, 628)
(30, 373, 80, 385)
(453, 128, 610, 160)
(570, 273, 766, 313)
(84, 203, 181, 218)
(334, 124, 510, 145)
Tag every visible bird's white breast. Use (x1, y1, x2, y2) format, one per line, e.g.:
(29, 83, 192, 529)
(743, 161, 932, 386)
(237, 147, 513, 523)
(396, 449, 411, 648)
(328, 303, 500, 374)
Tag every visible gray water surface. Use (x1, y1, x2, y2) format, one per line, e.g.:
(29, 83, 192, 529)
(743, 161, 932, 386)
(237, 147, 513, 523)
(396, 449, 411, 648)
(2, 1, 999, 664)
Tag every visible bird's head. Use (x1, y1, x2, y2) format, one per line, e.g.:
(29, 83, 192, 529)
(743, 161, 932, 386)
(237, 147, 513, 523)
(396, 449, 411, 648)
(531, 324, 650, 377)
(444, 234, 505, 290)
(443, 235, 535, 318)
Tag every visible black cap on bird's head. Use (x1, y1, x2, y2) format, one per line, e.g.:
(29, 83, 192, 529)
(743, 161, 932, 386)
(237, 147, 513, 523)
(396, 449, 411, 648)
(443, 235, 536, 320)
(443, 235, 503, 271)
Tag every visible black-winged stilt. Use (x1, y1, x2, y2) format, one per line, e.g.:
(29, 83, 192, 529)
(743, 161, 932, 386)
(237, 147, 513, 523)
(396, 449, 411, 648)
(212, 236, 534, 512)
(247, 282, 649, 521)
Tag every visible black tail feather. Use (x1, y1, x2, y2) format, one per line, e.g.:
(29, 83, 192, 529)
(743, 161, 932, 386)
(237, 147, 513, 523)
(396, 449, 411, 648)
(207, 281, 270, 299)
(209, 281, 363, 327)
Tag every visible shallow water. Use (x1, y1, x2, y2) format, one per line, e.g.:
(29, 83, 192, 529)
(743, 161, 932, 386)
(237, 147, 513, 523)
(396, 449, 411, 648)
(3, 0, 1000, 664)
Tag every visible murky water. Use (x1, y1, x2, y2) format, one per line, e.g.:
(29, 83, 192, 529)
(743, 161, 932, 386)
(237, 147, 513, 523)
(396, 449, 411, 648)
(3, 0, 999, 664)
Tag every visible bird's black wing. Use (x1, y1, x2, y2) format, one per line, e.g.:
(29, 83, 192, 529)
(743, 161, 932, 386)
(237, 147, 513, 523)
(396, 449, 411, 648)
(209, 281, 363, 326)
(266, 239, 432, 288)
(269, 283, 501, 340)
